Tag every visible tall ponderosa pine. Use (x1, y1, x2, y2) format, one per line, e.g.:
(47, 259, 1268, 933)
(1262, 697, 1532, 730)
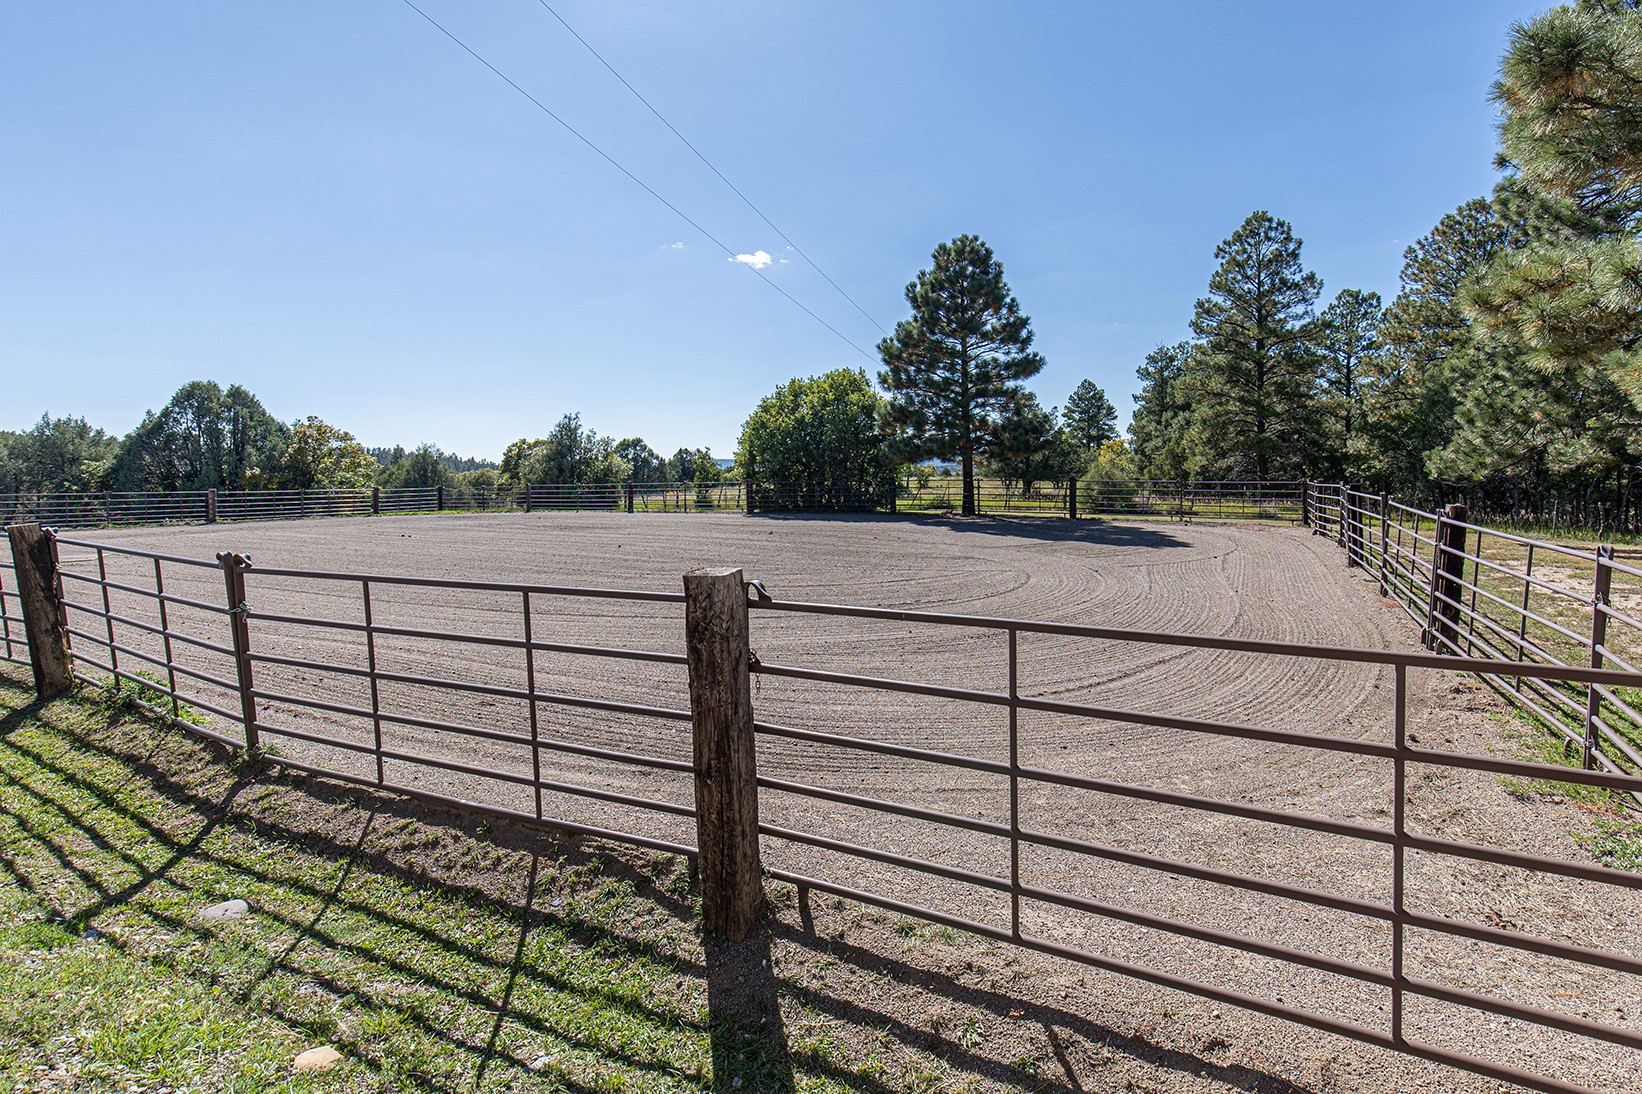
(1128, 343, 1195, 479)
(878, 235, 1045, 515)
(1185, 212, 1323, 479)
(1365, 198, 1509, 491)
(1316, 289, 1384, 476)
(1062, 380, 1119, 450)
(1468, 0, 1642, 403)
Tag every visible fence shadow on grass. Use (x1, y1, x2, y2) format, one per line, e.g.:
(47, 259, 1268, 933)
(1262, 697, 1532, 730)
(747, 511, 1195, 550)
(0, 671, 1302, 1094)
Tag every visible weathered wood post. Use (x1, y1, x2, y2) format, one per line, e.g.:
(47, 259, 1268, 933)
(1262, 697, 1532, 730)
(1425, 504, 1468, 653)
(1177, 478, 1188, 522)
(1300, 480, 1311, 527)
(218, 552, 262, 755)
(371, 486, 381, 515)
(436, 484, 445, 511)
(684, 567, 763, 940)
(7, 523, 73, 698)
(1586, 545, 1615, 769)
(522, 485, 533, 513)
(1068, 478, 1079, 521)
(205, 488, 218, 524)
(624, 481, 635, 514)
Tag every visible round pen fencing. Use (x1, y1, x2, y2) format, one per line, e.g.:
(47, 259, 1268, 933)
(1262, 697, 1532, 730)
(3, 520, 1638, 1093)
(1307, 482, 1642, 788)
(0, 478, 1307, 529)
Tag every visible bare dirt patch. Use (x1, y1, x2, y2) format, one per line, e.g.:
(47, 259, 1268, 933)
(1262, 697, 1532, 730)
(54, 512, 1642, 1092)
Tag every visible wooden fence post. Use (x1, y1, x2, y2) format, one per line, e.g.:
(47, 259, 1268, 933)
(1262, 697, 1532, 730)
(205, 488, 218, 524)
(1177, 478, 1187, 522)
(436, 484, 445, 511)
(1068, 478, 1079, 520)
(1300, 481, 1311, 527)
(1586, 545, 1615, 769)
(684, 567, 763, 940)
(1426, 504, 1468, 653)
(371, 486, 381, 515)
(6, 523, 73, 698)
(218, 552, 262, 755)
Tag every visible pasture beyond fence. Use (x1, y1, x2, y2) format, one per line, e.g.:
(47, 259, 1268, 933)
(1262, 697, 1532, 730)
(1306, 483, 1642, 788)
(2, 519, 1640, 1094)
(0, 478, 1305, 529)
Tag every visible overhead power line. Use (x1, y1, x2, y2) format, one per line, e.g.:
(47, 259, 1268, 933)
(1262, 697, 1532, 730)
(398, 0, 876, 363)
(533, 0, 889, 337)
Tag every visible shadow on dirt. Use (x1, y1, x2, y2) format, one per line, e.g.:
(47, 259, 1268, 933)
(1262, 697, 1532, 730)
(746, 511, 1195, 549)
(0, 670, 1307, 1094)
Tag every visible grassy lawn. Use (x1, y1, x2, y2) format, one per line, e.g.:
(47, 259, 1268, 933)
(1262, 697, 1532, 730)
(0, 669, 1280, 1094)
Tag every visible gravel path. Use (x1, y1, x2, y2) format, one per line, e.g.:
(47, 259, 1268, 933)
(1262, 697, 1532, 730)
(58, 512, 1641, 1092)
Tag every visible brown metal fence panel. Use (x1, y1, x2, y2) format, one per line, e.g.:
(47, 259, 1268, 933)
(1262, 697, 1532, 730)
(0, 550, 26, 668)
(1317, 482, 1642, 787)
(15, 525, 1639, 1093)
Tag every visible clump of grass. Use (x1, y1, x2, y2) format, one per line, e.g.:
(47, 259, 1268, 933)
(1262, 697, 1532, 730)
(104, 668, 210, 727)
(1575, 819, 1642, 871)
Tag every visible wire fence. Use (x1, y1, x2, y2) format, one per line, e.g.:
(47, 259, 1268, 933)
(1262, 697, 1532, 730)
(2, 524, 1636, 1093)
(1308, 483, 1642, 787)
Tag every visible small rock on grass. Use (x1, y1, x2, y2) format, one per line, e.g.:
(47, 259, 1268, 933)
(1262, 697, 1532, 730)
(293, 1046, 344, 1072)
(199, 899, 250, 922)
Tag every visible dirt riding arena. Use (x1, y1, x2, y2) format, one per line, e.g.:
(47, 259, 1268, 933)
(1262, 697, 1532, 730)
(60, 512, 1641, 1092)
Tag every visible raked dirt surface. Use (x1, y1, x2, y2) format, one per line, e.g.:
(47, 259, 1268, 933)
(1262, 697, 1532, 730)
(52, 511, 1642, 1093)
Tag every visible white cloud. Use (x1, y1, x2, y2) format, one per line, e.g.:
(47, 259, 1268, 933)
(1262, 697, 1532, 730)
(730, 249, 774, 269)
(664, 241, 685, 250)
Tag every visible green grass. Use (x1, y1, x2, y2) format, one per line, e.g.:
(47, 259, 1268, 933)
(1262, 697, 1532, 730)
(0, 672, 987, 1093)
(0, 670, 1150, 1093)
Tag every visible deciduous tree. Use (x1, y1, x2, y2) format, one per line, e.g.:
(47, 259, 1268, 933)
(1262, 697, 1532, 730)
(277, 417, 376, 488)
(735, 368, 893, 510)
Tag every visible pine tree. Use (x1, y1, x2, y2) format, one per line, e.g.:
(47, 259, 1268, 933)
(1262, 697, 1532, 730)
(1128, 343, 1195, 479)
(1062, 380, 1119, 450)
(1365, 199, 1509, 492)
(984, 393, 1084, 496)
(1185, 212, 1323, 480)
(1468, 0, 1642, 404)
(1316, 289, 1383, 476)
(878, 235, 1045, 515)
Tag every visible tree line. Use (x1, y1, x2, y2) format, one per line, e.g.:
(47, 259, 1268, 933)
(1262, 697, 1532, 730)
(1127, 0, 1642, 530)
(13, 3, 1629, 526)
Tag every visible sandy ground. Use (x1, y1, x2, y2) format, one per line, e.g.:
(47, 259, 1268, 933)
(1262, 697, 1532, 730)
(49, 511, 1642, 1093)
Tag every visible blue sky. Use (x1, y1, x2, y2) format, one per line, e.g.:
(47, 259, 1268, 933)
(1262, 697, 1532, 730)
(2, 1, 1548, 460)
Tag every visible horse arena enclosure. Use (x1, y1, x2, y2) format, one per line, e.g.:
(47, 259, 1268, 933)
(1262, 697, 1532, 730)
(12, 508, 1642, 1094)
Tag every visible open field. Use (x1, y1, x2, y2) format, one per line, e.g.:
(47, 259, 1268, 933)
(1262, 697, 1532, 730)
(36, 511, 1642, 1091)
